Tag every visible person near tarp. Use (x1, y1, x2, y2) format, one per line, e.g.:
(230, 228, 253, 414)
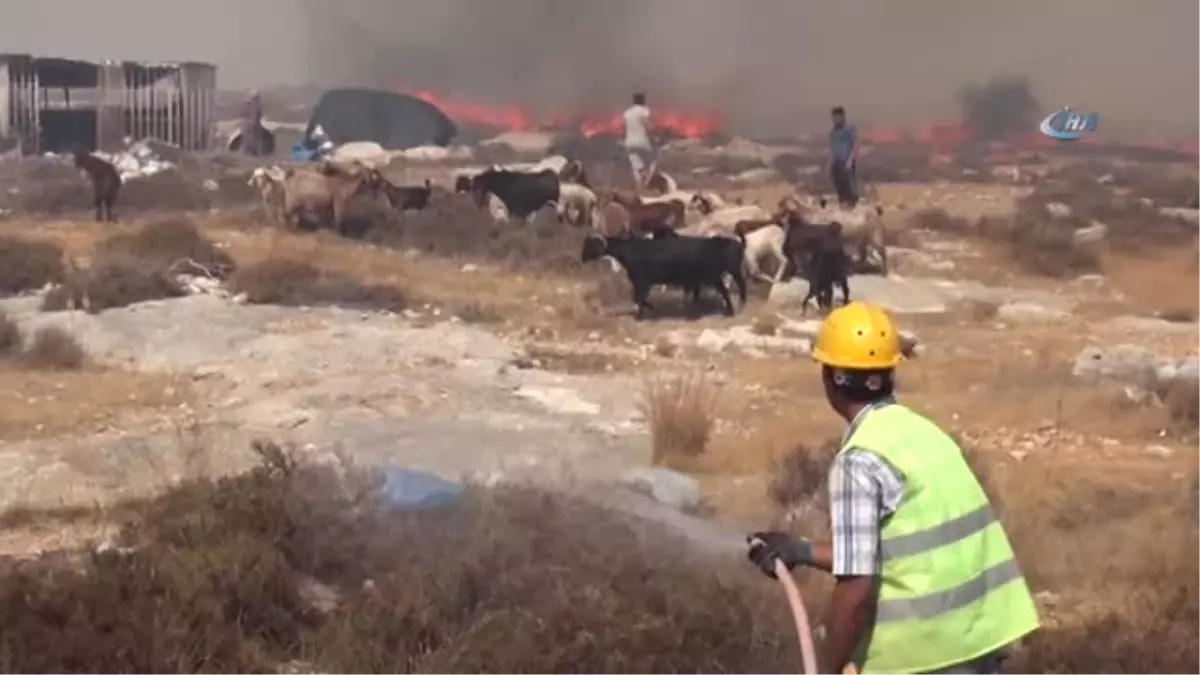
(239, 90, 267, 157)
(746, 301, 1040, 674)
(828, 106, 859, 207)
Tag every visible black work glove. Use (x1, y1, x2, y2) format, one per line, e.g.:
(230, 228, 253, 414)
(747, 531, 814, 578)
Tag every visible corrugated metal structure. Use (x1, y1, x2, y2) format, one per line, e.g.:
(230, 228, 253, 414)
(0, 54, 216, 155)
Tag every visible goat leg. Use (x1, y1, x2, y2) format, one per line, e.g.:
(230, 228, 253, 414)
(632, 282, 653, 320)
(714, 280, 736, 317)
(730, 268, 748, 306)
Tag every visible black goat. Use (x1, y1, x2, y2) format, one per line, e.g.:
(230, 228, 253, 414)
(795, 222, 851, 314)
(581, 233, 747, 319)
(382, 178, 434, 212)
(73, 149, 122, 222)
(471, 167, 560, 222)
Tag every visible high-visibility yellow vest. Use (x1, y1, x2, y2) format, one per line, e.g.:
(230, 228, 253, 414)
(840, 402, 1040, 674)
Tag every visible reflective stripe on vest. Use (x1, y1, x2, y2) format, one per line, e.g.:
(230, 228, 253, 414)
(842, 403, 1039, 674)
(876, 558, 1021, 623)
(879, 503, 994, 562)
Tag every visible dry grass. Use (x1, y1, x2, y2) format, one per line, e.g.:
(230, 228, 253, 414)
(0, 236, 65, 295)
(94, 217, 236, 278)
(908, 207, 973, 234)
(1008, 212, 1103, 278)
(1157, 306, 1198, 323)
(0, 447, 796, 673)
(356, 194, 587, 275)
(454, 301, 505, 325)
(642, 372, 720, 467)
(226, 258, 411, 313)
(40, 218, 235, 313)
(767, 439, 838, 524)
(42, 256, 187, 313)
(0, 365, 191, 440)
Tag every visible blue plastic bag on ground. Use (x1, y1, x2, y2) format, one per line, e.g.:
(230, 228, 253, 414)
(379, 468, 464, 511)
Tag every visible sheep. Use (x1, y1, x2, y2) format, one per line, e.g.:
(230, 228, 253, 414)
(281, 162, 383, 231)
(557, 182, 598, 227)
(779, 195, 889, 275)
(688, 192, 730, 215)
(684, 202, 772, 238)
(581, 232, 748, 319)
(73, 150, 122, 222)
(734, 219, 789, 284)
(607, 191, 687, 237)
(248, 165, 288, 223)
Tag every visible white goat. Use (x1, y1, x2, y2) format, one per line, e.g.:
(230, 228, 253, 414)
(686, 203, 772, 237)
(742, 223, 789, 284)
(557, 182, 598, 227)
(248, 166, 288, 223)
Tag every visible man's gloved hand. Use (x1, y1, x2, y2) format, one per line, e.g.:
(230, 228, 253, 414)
(746, 531, 814, 578)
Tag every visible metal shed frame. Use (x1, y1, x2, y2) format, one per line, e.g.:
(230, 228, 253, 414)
(0, 53, 216, 155)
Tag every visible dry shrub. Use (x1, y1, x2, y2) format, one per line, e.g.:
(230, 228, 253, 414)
(0, 311, 20, 358)
(454, 301, 504, 324)
(1157, 306, 1198, 323)
(0, 445, 796, 673)
(19, 325, 85, 370)
(962, 299, 1000, 322)
(42, 256, 187, 313)
(356, 195, 587, 275)
(0, 236, 65, 295)
(1009, 216, 1101, 278)
(641, 372, 720, 466)
(908, 207, 972, 234)
(1161, 378, 1200, 434)
(95, 217, 236, 278)
(227, 258, 410, 312)
(768, 439, 839, 518)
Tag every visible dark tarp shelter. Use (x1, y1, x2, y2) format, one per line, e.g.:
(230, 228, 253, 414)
(305, 88, 457, 150)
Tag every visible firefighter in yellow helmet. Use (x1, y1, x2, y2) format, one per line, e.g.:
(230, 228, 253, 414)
(746, 301, 1039, 674)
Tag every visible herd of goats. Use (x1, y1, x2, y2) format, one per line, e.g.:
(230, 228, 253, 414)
(73, 147, 890, 319)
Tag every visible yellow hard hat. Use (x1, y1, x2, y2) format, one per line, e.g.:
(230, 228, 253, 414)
(812, 301, 903, 370)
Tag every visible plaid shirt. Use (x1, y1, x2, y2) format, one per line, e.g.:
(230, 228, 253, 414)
(829, 397, 907, 577)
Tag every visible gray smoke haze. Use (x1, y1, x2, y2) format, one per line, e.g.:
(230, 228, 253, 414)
(299, 0, 1199, 139)
(0, 0, 1194, 139)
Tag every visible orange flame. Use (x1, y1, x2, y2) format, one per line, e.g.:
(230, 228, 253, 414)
(401, 87, 723, 139)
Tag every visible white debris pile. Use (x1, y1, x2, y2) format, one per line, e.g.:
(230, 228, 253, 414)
(94, 138, 181, 180)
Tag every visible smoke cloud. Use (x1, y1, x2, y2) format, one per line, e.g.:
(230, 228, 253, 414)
(297, 0, 1198, 139)
(0, 0, 1193, 140)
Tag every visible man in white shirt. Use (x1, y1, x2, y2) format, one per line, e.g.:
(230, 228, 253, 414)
(622, 92, 654, 189)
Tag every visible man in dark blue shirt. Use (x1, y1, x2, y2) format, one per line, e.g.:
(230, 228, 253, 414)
(828, 106, 859, 207)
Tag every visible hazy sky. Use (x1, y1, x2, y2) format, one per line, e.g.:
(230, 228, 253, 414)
(1, 0, 1196, 138)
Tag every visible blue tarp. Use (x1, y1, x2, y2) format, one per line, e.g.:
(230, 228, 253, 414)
(379, 468, 464, 511)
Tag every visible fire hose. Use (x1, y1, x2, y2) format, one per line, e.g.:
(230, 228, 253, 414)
(771, 558, 857, 675)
